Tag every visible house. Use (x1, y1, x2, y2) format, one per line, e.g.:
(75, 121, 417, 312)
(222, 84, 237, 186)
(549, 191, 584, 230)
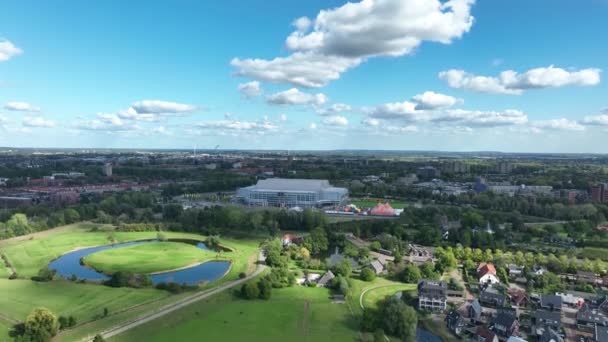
(281, 234, 303, 247)
(507, 264, 524, 278)
(316, 271, 335, 287)
(326, 247, 359, 269)
(577, 305, 608, 331)
(473, 327, 499, 342)
(540, 294, 563, 312)
(445, 310, 466, 336)
(588, 295, 608, 312)
(480, 287, 506, 307)
(508, 289, 528, 307)
(478, 263, 500, 285)
(492, 312, 519, 338)
(556, 292, 585, 307)
(532, 265, 547, 276)
(595, 325, 608, 342)
(369, 259, 384, 274)
(417, 280, 448, 311)
(533, 310, 561, 337)
(469, 299, 483, 322)
(539, 328, 564, 342)
(408, 244, 435, 264)
(577, 271, 598, 284)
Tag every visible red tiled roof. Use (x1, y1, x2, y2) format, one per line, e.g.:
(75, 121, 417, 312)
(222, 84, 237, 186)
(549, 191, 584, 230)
(477, 263, 497, 277)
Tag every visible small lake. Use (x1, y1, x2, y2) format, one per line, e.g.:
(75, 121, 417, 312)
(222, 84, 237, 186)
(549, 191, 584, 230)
(48, 239, 231, 286)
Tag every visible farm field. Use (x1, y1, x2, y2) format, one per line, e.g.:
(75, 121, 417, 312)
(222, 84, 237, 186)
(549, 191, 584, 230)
(83, 241, 218, 274)
(109, 286, 359, 342)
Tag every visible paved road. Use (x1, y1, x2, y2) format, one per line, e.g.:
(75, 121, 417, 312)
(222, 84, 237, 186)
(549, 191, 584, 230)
(83, 252, 266, 341)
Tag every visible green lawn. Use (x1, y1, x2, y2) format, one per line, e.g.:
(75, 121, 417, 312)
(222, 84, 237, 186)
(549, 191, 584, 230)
(361, 284, 417, 310)
(0, 223, 263, 341)
(83, 241, 218, 274)
(109, 286, 359, 342)
(0, 320, 10, 342)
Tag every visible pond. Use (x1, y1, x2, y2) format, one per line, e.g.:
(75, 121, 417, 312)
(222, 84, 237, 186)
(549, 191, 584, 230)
(48, 239, 231, 286)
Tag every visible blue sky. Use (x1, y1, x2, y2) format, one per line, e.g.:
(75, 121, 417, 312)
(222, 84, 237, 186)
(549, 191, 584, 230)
(0, 0, 607, 152)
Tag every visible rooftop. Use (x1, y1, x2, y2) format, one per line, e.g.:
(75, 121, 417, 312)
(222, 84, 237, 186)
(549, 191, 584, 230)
(250, 178, 332, 191)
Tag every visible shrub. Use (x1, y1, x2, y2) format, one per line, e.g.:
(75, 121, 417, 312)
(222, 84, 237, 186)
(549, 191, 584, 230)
(31, 268, 56, 282)
(93, 334, 105, 342)
(241, 282, 260, 300)
(239, 272, 247, 279)
(361, 268, 376, 282)
(9, 272, 18, 280)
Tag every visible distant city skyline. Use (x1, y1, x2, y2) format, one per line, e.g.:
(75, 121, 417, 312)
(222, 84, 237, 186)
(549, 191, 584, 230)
(1, 0, 607, 152)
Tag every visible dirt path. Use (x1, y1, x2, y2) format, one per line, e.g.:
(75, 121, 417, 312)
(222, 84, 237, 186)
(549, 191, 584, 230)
(0, 312, 19, 325)
(79, 252, 266, 342)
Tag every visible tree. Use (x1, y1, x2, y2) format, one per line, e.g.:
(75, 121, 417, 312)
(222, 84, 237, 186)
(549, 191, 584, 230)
(400, 264, 421, 283)
(157, 231, 167, 241)
(299, 247, 311, 260)
(258, 279, 272, 300)
(63, 209, 81, 224)
(93, 334, 105, 342)
(370, 241, 382, 251)
(420, 262, 438, 280)
(241, 282, 260, 300)
(361, 268, 376, 282)
(304, 227, 329, 255)
(380, 297, 417, 341)
(24, 308, 59, 342)
(332, 259, 353, 278)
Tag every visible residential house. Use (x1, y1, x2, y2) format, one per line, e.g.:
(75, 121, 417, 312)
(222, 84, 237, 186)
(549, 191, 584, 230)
(480, 287, 506, 307)
(418, 280, 448, 311)
(469, 299, 483, 322)
(478, 263, 500, 285)
(508, 289, 528, 307)
(577, 305, 608, 332)
(281, 234, 303, 247)
(540, 294, 563, 312)
(492, 312, 519, 338)
(588, 295, 608, 312)
(539, 328, 564, 342)
(533, 310, 561, 330)
(445, 310, 466, 336)
(369, 259, 384, 274)
(556, 292, 585, 307)
(326, 247, 359, 269)
(532, 265, 547, 276)
(472, 327, 499, 342)
(595, 325, 608, 342)
(507, 264, 524, 279)
(316, 271, 335, 288)
(408, 244, 435, 265)
(577, 271, 598, 285)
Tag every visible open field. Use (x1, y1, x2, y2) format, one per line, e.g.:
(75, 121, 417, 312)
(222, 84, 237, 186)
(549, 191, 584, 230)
(349, 277, 416, 314)
(0, 223, 258, 279)
(0, 279, 169, 323)
(350, 199, 408, 209)
(0, 321, 10, 342)
(0, 223, 262, 341)
(109, 286, 359, 342)
(361, 284, 417, 310)
(83, 241, 218, 274)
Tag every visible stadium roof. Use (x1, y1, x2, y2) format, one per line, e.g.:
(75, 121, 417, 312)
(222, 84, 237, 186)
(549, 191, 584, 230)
(252, 178, 331, 191)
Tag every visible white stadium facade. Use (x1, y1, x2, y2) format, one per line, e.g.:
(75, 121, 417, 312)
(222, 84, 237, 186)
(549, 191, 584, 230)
(235, 178, 348, 208)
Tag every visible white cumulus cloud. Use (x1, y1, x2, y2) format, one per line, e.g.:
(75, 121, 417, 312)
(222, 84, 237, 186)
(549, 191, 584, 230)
(130, 100, 197, 114)
(440, 66, 601, 95)
(238, 81, 263, 98)
(322, 115, 348, 127)
(266, 88, 327, 106)
(232, 0, 475, 88)
(411, 91, 462, 110)
(532, 118, 585, 131)
(0, 40, 22, 62)
(22, 116, 55, 128)
(317, 103, 352, 116)
(4, 102, 40, 112)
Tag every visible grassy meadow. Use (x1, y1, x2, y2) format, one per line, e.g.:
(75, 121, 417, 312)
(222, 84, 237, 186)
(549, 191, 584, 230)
(109, 286, 359, 342)
(83, 241, 218, 274)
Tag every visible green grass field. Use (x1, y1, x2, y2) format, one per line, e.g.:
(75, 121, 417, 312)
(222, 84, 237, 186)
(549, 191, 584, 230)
(350, 199, 407, 209)
(83, 241, 218, 274)
(0, 321, 10, 342)
(109, 286, 359, 342)
(361, 284, 417, 310)
(0, 223, 262, 341)
(0, 279, 169, 323)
